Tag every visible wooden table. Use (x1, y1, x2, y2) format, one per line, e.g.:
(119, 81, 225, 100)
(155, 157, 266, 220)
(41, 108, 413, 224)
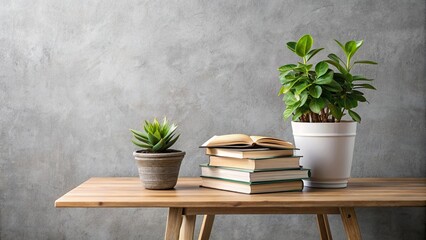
(55, 178, 426, 240)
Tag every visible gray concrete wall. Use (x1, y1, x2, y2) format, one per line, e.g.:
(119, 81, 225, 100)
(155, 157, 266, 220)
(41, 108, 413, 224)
(1, 0, 425, 239)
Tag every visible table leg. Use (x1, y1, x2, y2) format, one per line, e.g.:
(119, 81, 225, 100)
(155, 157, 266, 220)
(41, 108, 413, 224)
(339, 208, 362, 240)
(165, 208, 184, 240)
(317, 214, 333, 240)
(198, 215, 215, 240)
(179, 215, 196, 240)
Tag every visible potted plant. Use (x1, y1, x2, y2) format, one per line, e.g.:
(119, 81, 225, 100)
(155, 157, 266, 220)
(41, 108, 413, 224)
(278, 34, 377, 188)
(130, 118, 184, 189)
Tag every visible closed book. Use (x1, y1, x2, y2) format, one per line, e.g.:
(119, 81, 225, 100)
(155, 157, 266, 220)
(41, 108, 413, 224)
(209, 155, 301, 170)
(200, 164, 310, 182)
(205, 148, 295, 159)
(200, 177, 303, 194)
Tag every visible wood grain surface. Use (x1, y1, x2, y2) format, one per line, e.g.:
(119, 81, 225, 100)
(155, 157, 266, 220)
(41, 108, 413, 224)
(55, 177, 426, 208)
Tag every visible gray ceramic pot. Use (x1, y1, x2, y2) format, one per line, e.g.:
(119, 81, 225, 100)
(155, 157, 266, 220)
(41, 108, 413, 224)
(133, 150, 185, 190)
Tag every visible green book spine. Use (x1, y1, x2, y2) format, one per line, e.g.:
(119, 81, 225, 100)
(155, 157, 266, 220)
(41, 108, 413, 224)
(200, 176, 305, 185)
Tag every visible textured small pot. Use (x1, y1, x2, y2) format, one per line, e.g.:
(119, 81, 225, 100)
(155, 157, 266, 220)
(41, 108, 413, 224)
(133, 150, 185, 190)
(292, 121, 357, 188)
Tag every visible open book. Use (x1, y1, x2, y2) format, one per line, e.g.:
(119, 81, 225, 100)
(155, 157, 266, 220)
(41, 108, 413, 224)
(200, 134, 295, 149)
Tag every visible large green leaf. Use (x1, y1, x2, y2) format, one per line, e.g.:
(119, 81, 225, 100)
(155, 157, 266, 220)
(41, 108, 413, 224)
(163, 125, 177, 142)
(345, 40, 364, 59)
(283, 106, 296, 119)
(353, 60, 378, 65)
(295, 83, 311, 95)
(345, 41, 358, 58)
(345, 73, 353, 82)
(294, 63, 313, 72)
(309, 85, 322, 98)
(295, 35, 313, 57)
(306, 48, 324, 61)
(292, 109, 303, 121)
(315, 62, 328, 77)
(348, 110, 361, 123)
(287, 42, 296, 53)
(328, 53, 344, 64)
(130, 129, 148, 140)
(315, 71, 333, 85)
(352, 93, 367, 102)
(153, 130, 162, 140)
(344, 95, 358, 109)
(133, 134, 150, 144)
(143, 122, 150, 134)
(323, 80, 343, 92)
(299, 91, 308, 106)
(309, 98, 325, 114)
(334, 40, 347, 55)
(352, 75, 373, 81)
(163, 133, 175, 144)
(355, 40, 364, 49)
(164, 135, 180, 149)
(352, 90, 364, 95)
(326, 58, 348, 75)
(350, 40, 364, 59)
(287, 42, 297, 53)
(161, 118, 173, 137)
(278, 86, 285, 96)
(131, 139, 153, 149)
(279, 72, 297, 85)
(328, 104, 343, 121)
(332, 72, 346, 83)
(278, 64, 297, 73)
(354, 84, 376, 90)
(281, 80, 298, 94)
(283, 92, 299, 106)
(153, 118, 160, 131)
(152, 138, 166, 152)
(280, 77, 297, 85)
(147, 132, 159, 144)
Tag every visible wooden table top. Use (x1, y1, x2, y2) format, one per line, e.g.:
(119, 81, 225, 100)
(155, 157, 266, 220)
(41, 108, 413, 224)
(55, 177, 426, 208)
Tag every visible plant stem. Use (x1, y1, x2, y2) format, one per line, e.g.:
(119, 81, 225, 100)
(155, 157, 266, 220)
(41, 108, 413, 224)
(346, 56, 350, 70)
(311, 113, 319, 122)
(320, 109, 327, 122)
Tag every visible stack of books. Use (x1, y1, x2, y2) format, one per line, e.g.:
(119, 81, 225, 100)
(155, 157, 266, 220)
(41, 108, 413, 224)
(199, 134, 310, 194)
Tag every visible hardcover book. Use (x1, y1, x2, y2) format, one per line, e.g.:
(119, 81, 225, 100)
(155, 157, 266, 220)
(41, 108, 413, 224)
(205, 148, 295, 159)
(208, 155, 301, 170)
(200, 164, 310, 182)
(200, 177, 304, 194)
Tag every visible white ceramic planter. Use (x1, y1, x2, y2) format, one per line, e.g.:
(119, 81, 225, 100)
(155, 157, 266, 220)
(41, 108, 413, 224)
(291, 121, 357, 188)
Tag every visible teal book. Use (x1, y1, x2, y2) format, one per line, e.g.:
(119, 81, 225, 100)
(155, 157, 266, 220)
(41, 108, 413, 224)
(200, 164, 310, 183)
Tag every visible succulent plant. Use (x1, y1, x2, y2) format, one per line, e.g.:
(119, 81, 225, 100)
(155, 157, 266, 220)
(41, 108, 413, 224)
(130, 118, 180, 153)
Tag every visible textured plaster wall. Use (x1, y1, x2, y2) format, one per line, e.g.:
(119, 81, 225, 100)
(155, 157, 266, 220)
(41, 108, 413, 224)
(1, 0, 425, 239)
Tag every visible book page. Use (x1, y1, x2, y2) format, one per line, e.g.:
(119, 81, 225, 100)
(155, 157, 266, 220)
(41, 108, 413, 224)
(201, 134, 254, 147)
(250, 136, 294, 149)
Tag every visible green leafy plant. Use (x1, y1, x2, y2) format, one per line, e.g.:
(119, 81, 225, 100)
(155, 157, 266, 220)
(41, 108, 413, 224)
(325, 39, 378, 122)
(278, 34, 377, 123)
(130, 118, 180, 153)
